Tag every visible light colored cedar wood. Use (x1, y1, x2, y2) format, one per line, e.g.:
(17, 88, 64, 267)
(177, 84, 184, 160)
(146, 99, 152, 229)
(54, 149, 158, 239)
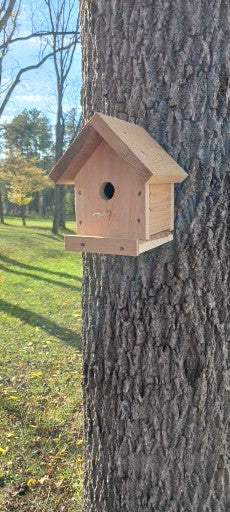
(92, 113, 187, 183)
(75, 140, 146, 240)
(170, 185, 174, 230)
(49, 112, 187, 185)
(65, 235, 139, 257)
(65, 231, 173, 257)
(149, 184, 173, 236)
(49, 125, 102, 184)
(144, 183, 150, 240)
(138, 231, 173, 254)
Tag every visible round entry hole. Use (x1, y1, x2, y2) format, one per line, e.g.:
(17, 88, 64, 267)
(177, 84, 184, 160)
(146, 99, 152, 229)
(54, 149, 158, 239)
(101, 182, 115, 200)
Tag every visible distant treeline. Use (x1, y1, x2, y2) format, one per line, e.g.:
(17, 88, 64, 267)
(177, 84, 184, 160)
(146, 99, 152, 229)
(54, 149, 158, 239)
(0, 108, 82, 227)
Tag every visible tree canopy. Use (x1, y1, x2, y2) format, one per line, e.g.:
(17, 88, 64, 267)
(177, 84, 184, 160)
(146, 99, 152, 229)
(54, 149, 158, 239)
(0, 152, 51, 223)
(3, 109, 53, 162)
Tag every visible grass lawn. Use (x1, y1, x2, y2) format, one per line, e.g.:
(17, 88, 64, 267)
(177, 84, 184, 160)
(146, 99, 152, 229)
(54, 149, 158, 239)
(0, 217, 83, 512)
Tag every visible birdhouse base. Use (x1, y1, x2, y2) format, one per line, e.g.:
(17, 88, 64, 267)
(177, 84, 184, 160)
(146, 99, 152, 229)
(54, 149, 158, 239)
(65, 231, 173, 257)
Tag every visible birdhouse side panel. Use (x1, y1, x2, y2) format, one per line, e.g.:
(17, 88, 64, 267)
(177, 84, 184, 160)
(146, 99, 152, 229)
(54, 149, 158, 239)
(74, 141, 146, 240)
(149, 184, 174, 236)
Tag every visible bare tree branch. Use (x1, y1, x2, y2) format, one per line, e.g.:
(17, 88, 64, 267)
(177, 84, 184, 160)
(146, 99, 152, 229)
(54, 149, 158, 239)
(0, 40, 76, 117)
(0, 30, 80, 50)
(0, 0, 16, 31)
(45, 0, 80, 234)
(0, 1, 8, 17)
(63, 13, 79, 81)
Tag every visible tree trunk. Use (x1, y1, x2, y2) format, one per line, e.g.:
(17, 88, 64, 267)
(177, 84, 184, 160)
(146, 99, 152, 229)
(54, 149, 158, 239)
(42, 189, 47, 217)
(80, 1, 230, 511)
(59, 185, 66, 229)
(0, 188, 4, 224)
(52, 184, 61, 234)
(21, 206, 26, 226)
(52, 85, 65, 233)
(33, 192, 40, 214)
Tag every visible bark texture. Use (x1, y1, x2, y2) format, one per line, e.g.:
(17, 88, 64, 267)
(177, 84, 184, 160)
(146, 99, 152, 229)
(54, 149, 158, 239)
(80, 1, 230, 511)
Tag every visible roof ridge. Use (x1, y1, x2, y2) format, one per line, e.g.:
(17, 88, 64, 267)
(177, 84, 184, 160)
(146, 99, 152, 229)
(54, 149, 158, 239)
(49, 112, 187, 185)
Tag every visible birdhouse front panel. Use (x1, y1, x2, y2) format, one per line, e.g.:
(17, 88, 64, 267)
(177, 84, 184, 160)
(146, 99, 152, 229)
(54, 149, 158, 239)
(75, 140, 146, 240)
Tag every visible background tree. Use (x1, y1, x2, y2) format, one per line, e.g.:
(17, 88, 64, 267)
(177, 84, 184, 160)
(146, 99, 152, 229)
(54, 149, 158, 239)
(0, 0, 79, 224)
(2, 109, 53, 214)
(0, 152, 51, 225)
(0, 0, 20, 103)
(0, 181, 5, 224)
(64, 108, 82, 148)
(39, 0, 80, 234)
(80, 1, 230, 511)
(0, 0, 20, 224)
(0, 0, 79, 118)
(3, 108, 53, 160)
(63, 108, 82, 220)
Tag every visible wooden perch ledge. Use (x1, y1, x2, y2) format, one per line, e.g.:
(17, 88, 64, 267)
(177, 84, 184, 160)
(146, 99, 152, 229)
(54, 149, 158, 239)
(65, 231, 173, 257)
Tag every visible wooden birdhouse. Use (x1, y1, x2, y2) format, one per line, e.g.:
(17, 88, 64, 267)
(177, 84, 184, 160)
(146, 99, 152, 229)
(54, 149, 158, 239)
(49, 113, 187, 256)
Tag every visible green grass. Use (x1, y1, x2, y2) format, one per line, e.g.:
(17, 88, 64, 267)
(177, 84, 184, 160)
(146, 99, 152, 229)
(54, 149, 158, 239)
(0, 217, 83, 512)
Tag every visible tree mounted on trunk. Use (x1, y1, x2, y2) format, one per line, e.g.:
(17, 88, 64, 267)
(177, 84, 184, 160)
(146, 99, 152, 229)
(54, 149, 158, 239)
(80, 1, 230, 511)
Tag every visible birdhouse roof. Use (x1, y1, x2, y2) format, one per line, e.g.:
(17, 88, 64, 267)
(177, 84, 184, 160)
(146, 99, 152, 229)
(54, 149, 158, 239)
(49, 113, 187, 184)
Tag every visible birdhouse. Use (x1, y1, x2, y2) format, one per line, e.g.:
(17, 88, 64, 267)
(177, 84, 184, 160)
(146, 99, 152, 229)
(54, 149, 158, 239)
(49, 113, 187, 256)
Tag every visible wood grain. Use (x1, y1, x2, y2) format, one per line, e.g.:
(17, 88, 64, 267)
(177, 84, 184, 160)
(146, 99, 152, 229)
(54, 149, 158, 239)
(75, 140, 146, 240)
(49, 113, 187, 185)
(49, 124, 102, 184)
(65, 232, 173, 256)
(65, 235, 139, 256)
(149, 184, 173, 235)
(92, 113, 187, 183)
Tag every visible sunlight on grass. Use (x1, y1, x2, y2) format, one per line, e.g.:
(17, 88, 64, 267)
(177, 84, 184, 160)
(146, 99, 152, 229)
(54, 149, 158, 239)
(0, 217, 83, 512)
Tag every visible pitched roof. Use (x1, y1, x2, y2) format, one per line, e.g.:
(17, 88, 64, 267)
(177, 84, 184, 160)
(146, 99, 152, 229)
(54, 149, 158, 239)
(49, 113, 187, 184)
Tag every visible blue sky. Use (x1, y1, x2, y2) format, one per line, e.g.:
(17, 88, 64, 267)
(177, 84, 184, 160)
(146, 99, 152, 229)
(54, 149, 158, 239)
(1, 0, 82, 128)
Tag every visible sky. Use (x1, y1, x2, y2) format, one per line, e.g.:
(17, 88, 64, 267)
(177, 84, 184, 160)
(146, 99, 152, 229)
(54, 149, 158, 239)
(1, 0, 82, 129)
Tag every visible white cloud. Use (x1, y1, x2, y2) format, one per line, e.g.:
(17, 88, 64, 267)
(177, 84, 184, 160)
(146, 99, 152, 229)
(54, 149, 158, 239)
(27, 37, 42, 47)
(13, 94, 54, 103)
(1, 114, 14, 123)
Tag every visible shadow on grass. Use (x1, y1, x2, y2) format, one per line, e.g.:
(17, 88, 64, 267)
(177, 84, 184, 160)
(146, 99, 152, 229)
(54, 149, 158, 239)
(3, 221, 75, 234)
(0, 299, 81, 349)
(0, 263, 81, 291)
(0, 255, 81, 282)
(34, 232, 64, 241)
(3, 222, 53, 231)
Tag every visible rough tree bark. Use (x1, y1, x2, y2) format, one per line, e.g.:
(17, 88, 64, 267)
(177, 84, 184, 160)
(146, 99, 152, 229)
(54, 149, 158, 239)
(80, 1, 230, 511)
